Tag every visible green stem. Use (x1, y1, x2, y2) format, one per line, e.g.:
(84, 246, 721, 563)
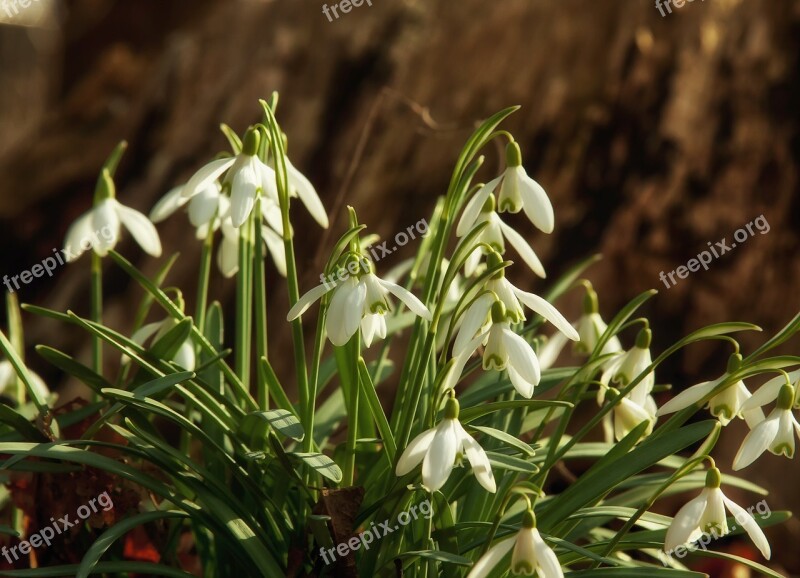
(235, 206, 255, 390)
(195, 229, 214, 335)
(344, 332, 361, 487)
(253, 196, 269, 410)
(91, 252, 103, 388)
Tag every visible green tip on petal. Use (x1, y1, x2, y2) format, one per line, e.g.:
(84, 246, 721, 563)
(444, 396, 460, 420)
(583, 287, 599, 314)
(777, 384, 795, 410)
(705, 467, 722, 488)
(491, 300, 507, 323)
(242, 128, 261, 156)
(522, 509, 536, 528)
(635, 327, 652, 349)
(505, 141, 522, 167)
(726, 353, 742, 373)
(94, 168, 116, 203)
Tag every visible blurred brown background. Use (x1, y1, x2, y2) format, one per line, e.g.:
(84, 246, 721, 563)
(1, 0, 798, 574)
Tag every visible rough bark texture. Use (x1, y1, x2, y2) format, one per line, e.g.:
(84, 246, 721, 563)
(1, 0, 799, 573)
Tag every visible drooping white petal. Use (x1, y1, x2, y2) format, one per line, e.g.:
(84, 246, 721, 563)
(287, 283, 335, 320)
(455, 422, 496, 492)
(656, 380, 717, 417)
(92, 199, 121, 256)
(261, 225, 288, 277)
(770, 410, 796, 457)
(538, 331, 569, 371)
(217, 235, 239, 278)
(28, 371, 51, 401)
(453, 293, 494, 356)
(614, 396, 654, 441)
(531, 528, 564, 578)
(722, 495, 771, 559)
(440, 334, 485, 393)
(229, 157, 259, 227)
(114, 200, 162, 257)
(742, 373, 793, 411)
(183, 157, 235, 198)
(63, 209, 96, 262)
(466, 536, 516, 578)
(257, 160, 279, 201)
(664, 490, 709, 552)
(0, 361, 13, 394)
(507, 364, 535, 398)
(149, 186, 188, 223)
(733, 410, 781, 470)
(464, 246, 483, 277)
(261, 197, 285, 236)
(396, 427, 437, 476)
(379, 278, 432, 321)
(487, 278, 524, 321)
(517, 168, 554, 234)
(511, 527, 538, 575)
(501, 327, 541, 386)
(173, 339, 196, 370)
(512, 288, 579, 341)
(287, 159, 329, 228)
(457, 176, 501, 237)
(699, 487, 728, 537)
(360, 314, 382, 348)
(422, 419, 458, 491)
(326, 278, 367, 346)
(497, 219, 546, 278)
(187, 182, 221, 227)
(131, 321, 162, 347)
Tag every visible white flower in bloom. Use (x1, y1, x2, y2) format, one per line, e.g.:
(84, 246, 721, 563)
(0, 360, 50, 400)
(611, 392, 657, 441)
(740, 370, 800, 412)
(65, 197, 162, 262)
(217, 214, 286, 278)
(612, 328, 654, 408)
(733, 384, 800, 470)
(665, 468, 770, 559)
(287, 259, 431, 347)
(181, 129, 279, 228)
(467, 510, 563, 578)
(657, 356, 765, 427)
(457, 189, 546, 278)
(150, 181, 226, 238)
(123, 317, 195, 370)
(396, 396, 495, 492)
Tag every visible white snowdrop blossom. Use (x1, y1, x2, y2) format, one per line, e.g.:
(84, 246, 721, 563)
(123, 316, 195, 370)
(610, 389, 657, 441)
(664, 467, 770, 560)
(456, 192, 546, 278)
(396, 396, 495, 492)
(574, 288, 622, 356)
(64, 171, 162, 262)
(150, 180, 227, 239)
(612, 328, 655, 408)
(286, 256, 431, 347)
(657, 354, 765, 427)
(740, 369, 800, 412)
(0, 360, 50, 400)
(217, 213, 286, 278)
(467, 510, 563, 578)
(181, 129, 280, 228)
(733, 384, 800, 471)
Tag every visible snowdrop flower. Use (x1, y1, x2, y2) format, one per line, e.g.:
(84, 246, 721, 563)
(123, 316, 195, 370)
(181, 128, 280, 228)
(64, 169, 162, 261)
(612, 328, 654, 408)
(733, 384, 800, 471)
(396, 395, 495, 492)
(574, 287, 622, 357)
(287, 255, 431, 347)
(740, 369, 800, 412)
(467, 510, 563, 578)
(217, 214, 286, 278)
(0, 360, 50, 400)
(607, 388, 657, 441)
(150, 180, 227, 238)
(664, 467, 770, 559)
(457, 192, 546, 278)
(657, 354, 765, 427)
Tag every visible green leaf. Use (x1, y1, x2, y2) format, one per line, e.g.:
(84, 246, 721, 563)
(398, 550, 472, 566)
(289, 452, 343, 483)
(486, 451, 539, 473)
(35, 345, 112, 395)
(357, 357, 396, 462)
(0, 404, 48, 442)
(248, 409, 305, 441)
(460, 400, 572, 423)
(470, 425, 536, 457)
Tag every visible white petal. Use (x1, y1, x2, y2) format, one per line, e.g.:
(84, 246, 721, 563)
(229, 159, 259, 227)
(538, 331, 569, 371)
(217, 237, 239, 278)
(440, 338, 482, 394)
(63, 209, 96, 262)
(517, 168, 554, 234)
(722, 495, 771, 559)
(114, 200, 162, 257)
(699, 487, 728, 536)
(261, 197, 285, 236)
(149, 186, 188, 223)
(466, 537, 516, 578)
(422, 420, 458, 491)
(531, 528, 564, 578)
(511, 528, 538, 575)
(457, 176, 500, 237)
(187, 183, 221, 227)
(770, 410, 796, 457)
(173, 339, 196, 370)
(379, 278, 432, 321)
(464, 246, 482, 277)
(454, 293, 494, 356)
(664, 491, 708, 552)
(261, 225, 287, 277)
(742, 374, 786, 411)
(733, 410, 781, 470)
(131, 321, 162, 347)
(183, 157, 235, 198)
(287, 159, 329, 228)
(396, 427, 437, 476)
(501, 328, 541, 386)
(656, 381, 717, 417)
(361, 314, 381, 348)
(257, 160, 279, 201)
(28, 371, 51, 400)
(287, 283, 334, 320)
(498, 219, 546, 278)
(92, 199, 121, 256)
(513, 288, 578, 341)
(507, 364, 535, 398)
(327, 278, 367, 346)
(455, 422, 496, 492)
(0, 361, 13, 394)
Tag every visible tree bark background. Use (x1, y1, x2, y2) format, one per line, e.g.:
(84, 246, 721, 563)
(1, 0, 798, 574)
